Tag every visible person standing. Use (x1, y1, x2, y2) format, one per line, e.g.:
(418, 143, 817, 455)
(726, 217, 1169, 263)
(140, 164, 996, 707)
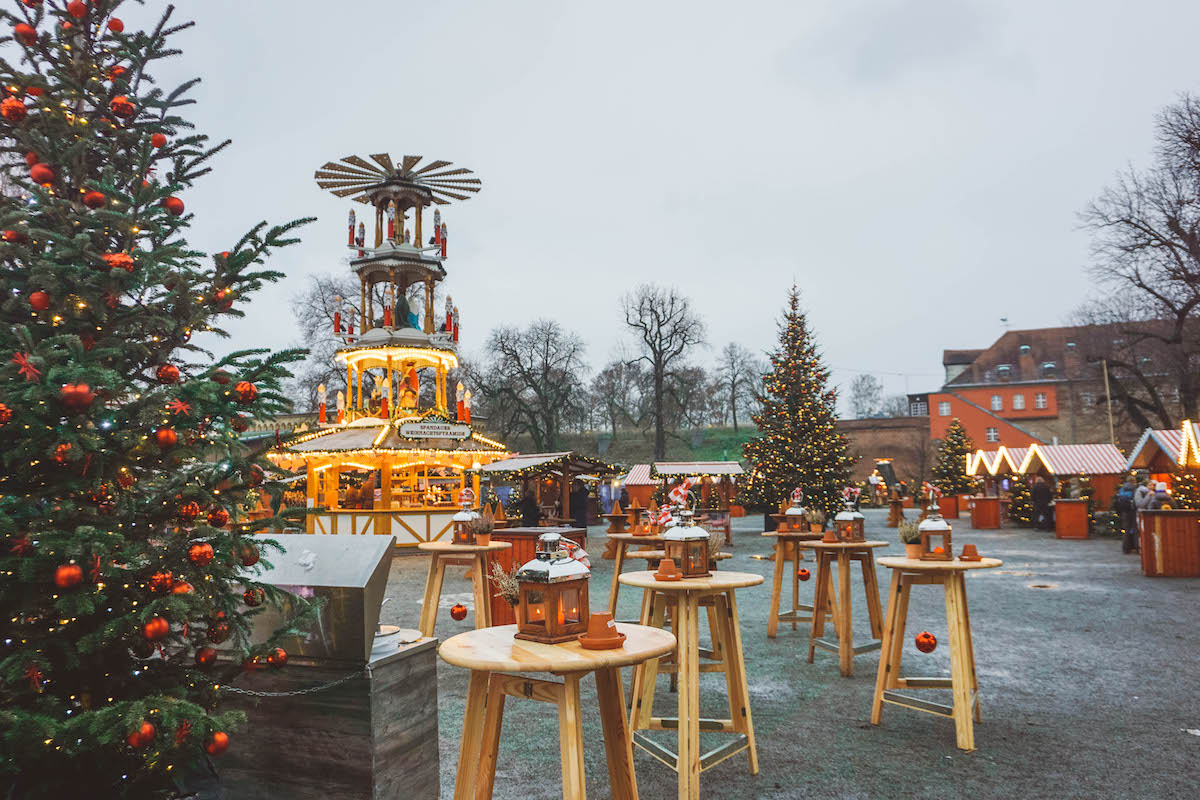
(1148, 481, 1173, 510)
(1031, 476, 1053, 530)
(1115, 477, 1138, 554)
(570, 480, 589, 529)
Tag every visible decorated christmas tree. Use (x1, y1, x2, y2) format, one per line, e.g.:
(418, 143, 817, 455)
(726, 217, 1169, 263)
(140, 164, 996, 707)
(1007, 478, 1033, 526)
(741, 287, 851, 519)
(931, 419, 976, 495)
(1171, 471, 1200, 510)
(0, 3, 315, 796)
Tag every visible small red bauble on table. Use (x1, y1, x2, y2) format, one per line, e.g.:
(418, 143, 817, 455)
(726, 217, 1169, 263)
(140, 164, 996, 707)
(153, 426, 178, 449)
(107, 17, 124, 33)
(54, 563, 83, 589)
(53, 443, 73, 464)
(29, 290, 51, 310)
(14, 23, 37, 46)
(1, 96, 27, 122)
(194, 646, 217, 668)
(177, 501, 201, 523)
(242, 587, 265, 607)
(188, 541, 214, 566)
(232, 381, 257, 404)
(101, 252, 134, 272)
(156, 363, 180, 384)
(207, 507, 229, 527)
(83, 190, 106, 208)
(915, 631, 938, 653)
(127, 721, 155, 748)
(206, 731, 230, 756)
(29, 162, 54, 184)
(163, 196, 185, 216)
(238, 542, 260, 567)
(66, 1, 86, 18)
(450, 603, 468, 621)
(143, 616, 169, 641)
(267, 647, 288, 668)
(109, 95, 135, 119)
(797, 568, 810, 582)
(59, 383, 94, 413)
(151, 132, 167, 148)
(148, 570, 174, 593)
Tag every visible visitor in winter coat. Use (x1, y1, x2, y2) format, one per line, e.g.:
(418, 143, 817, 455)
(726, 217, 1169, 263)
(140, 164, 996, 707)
(1031, 476, 1054, 530)
(519, 491, 542, 527)
(1148, 481, 1173, 510)
(1134, 480, 1154, 512)
(1115, 478, 1138, 554)
(570, 481, 589, 529)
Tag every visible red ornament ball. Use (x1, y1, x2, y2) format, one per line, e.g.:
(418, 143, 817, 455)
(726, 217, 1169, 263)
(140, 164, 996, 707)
(188, 542, 214, 566)
(450, 603, 468, 621)
(153, 426, 178, 450)
(230, 415, 248, 433)
(53, 443, 73, 464)
(2, 229, 28, 244)
(29, 290, 50, 310)
(127, 721, 155, 748)
(66, 1, 86, 19)
(148, 570, 174, 593)
(107, 17, 124, 33)
(83, 190, 106, 208)
(156, 364, 180, 384)
(54, 563, 83, 589)
(211, 370, 231, 386)
(29, 163, 54, 185)
(797, 568, 811, 582)
(206, 731, 230, 757)
(24, 152, 37, 166)
(232, 381, 257, 405)
(59, 383, 94, 412)
(108, 65, 127, 81)
(117, 471, 135, 488)
(206, 621, 230, 644)
(206, 507, 229, 528)
(247, 465, 264, 487)
(194, 646, 217, 668)
(171, 581, 193, 595)
(151, 132, 167, 148)
(14, 23, 37, 46)
(267, 647, 288, 668)
(27, 87, 42, 97)
(915, 631, 938, 654)
(109, 95, 135, 119)
(238, 543, 260, 567)
(101, 252, 135, 272)
(1, 96, 27, 122)
(0, 403, 12, 425)
(163, 196, 185, 216)
(143, 616, 169, 641)
(177, 501, 201, 523)
(242, 587, 265, 607)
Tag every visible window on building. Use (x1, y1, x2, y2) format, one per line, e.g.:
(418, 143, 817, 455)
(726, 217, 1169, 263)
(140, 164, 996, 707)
(1080, 392, 1094, 407)
(938, 401, 951, 417)
(991, 394, 1003, 411)
(1013, 394, 1026, 410)
(997, 364, 1012, 381)
(1035, 392, 1047, 409)
(1042, 361, 1057, 378)
(986, 427, 999, 443)
(910, 401, 928, 416)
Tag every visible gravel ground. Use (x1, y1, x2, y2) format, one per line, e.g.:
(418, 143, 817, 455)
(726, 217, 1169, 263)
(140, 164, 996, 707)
(378, 509, 1200, 799)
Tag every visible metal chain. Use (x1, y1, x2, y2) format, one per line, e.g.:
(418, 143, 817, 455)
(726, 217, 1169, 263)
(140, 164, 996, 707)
(220, 665, 370, 698)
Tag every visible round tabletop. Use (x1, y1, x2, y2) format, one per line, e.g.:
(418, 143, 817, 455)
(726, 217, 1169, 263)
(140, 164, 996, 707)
(798, 539, 890, 550)
(617, 570, 765, 592)
(417, 540, 513, 554)
(438, 623, 676, 673)
(877, 556, 1003, 571)
(624, 550, 734, 561)
(607, 532, 667, 543)
(760, 531, 824, 540)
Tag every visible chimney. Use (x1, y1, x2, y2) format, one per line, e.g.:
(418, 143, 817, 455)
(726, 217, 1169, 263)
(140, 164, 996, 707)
(1018, 344, 1035, 381)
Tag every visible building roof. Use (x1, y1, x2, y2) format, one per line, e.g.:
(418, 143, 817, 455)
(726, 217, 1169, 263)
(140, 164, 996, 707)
(651, 461, 745, 478)
(480, 451, 618, 478)
(944, 326, 1091, 387)
(943, 349, 984, 366)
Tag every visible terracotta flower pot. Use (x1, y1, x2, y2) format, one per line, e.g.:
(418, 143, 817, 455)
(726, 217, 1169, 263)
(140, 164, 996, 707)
(475, 532, 491, 546)
(655, 558, 681, 581)
(579, 611, 626, 650)
(810, 524, 823, 533)
(904, 542, 923, 559)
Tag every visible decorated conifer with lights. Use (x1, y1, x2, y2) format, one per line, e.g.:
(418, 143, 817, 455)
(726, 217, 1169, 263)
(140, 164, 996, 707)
(1007, 478, 1033, 526)
(0, 3, 316, 796)
(931, 419, 976, 496)
(1170, 471, 1200, 510)
(741, 287, 851, 519)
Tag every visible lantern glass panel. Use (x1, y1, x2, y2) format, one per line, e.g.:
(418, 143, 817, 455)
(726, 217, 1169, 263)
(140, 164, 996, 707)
(559, 587, 581, 626)
(686, 542, 707, 574)
(523, 588, 547, 628)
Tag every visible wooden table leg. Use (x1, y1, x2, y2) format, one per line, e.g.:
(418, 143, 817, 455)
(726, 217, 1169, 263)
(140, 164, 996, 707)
(676, 592, 701, 800)
(596, 666, 638, 800)
(558, 673, 587, 799)
(454, 669, 490, 800)
(807, 551, 831, 664)
(861, 550, 883, 639)
(960, 573, 982, 723)
(608, 541, 627, 616)
(871, 569, 903, 725)
(419, 554, 446, 638)
(472, 553, 492, 629)
(767, 540, 786, 639)
(837, 550, 854, 677)
(790, 541, 801, 630)
(945, 572, 975, 752)
(474, 675, 506, 799)
(630, 591, 666, 731)
(719, 590, 759, 774)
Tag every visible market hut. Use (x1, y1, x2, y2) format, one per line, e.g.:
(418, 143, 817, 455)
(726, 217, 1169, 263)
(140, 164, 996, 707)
(621, 463, 658, 510)
(479, 452, 620, 526)
(1018, 443, 1127, 501)
(650, 461, 745, 543)
(1124, 428, 1185, 487)
(1138, 420, 1200, 577)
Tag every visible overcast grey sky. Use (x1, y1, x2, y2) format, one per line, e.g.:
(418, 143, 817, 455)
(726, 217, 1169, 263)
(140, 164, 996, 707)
(133, 0, 1200, 402)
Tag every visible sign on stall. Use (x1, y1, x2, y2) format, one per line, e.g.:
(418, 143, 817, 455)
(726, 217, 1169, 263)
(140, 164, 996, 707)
(398, 420, 472, 440)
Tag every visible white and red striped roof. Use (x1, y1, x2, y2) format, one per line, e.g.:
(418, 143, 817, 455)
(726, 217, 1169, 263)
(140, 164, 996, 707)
(966, 447, 1027, 476)
(1022, 443, 1126, 476)
(1124, 428, 1183, 471)
(623, 463, 656, 486)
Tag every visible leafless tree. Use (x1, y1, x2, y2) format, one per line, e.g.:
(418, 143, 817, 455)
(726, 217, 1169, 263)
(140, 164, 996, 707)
(467, 320, 589, 451)
(715, 343, 759, 431)
(848, 374, 883, 419)
(880, 394, 911, 418)
(621, 284, 708, 459)
(590, 359, 646, 437)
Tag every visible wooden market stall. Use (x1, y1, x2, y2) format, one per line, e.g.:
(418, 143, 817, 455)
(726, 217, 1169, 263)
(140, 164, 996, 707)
(651, 461, 745, 543)
(1018, 443, 1127, 539)
(1124, 427, 1185, 487)
(478, 451, 620, 526)
(965, 446, 1029, 528)
(1138, 420, 1200, 577)
(621, 463, 657, 510)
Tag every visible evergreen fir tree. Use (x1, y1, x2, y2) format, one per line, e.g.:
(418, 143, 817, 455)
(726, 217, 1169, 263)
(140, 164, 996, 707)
(741, 287, 851, 519)
(1171, 471, 1200, 510)
(1007, 478, 1033, 526)
(931, 419, 976, 495)
(0, 3, 316, 796)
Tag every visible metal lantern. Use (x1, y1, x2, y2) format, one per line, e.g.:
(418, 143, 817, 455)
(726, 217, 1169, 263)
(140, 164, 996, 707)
(918, 512, 953, 561)
(833, 502, 866, 543)
(784, 500, 806, 532)
(662, 509, 711, 579)
(451, 503, 479, 545)
(514, 533, 590, 644)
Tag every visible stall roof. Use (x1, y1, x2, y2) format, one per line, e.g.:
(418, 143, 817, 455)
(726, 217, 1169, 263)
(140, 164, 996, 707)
(967, 447, 1027, 476)
(1020, 443, 1127, 476)
(624, 464, 656, 486)
(479, 451, 619, 478)
(651, 461, 745, 478)
(1124, 428, 1184, 471)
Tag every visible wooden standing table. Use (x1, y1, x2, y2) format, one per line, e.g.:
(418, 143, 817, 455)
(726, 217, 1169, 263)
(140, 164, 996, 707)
(416, 540, 512, 637)
(798, 540, 888, 677)
(439, 623, 675, 800)
(871, 556, 1002, 752)
(606, 532, 667, 616)
(761, 531, 833, 638)
(619, 570, 763, 800)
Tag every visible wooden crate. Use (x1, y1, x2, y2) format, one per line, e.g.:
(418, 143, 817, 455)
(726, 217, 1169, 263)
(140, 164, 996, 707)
(1054, 499, 1090, 539)
(487, 526, 587, 625)
(1140, 510, 1200, 577)
(971, 496, 1001, 530)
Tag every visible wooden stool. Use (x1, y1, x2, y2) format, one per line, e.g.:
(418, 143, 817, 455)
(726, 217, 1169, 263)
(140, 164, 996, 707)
(417, 541, 512, 638)
(799, 540, 888, 677)
(605, 532, 666, 616)
(761, 531, 836, 638)
(871, 555, 1002, 752)
(440, 623, 675, 800)
(620, 571, 762, 800)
